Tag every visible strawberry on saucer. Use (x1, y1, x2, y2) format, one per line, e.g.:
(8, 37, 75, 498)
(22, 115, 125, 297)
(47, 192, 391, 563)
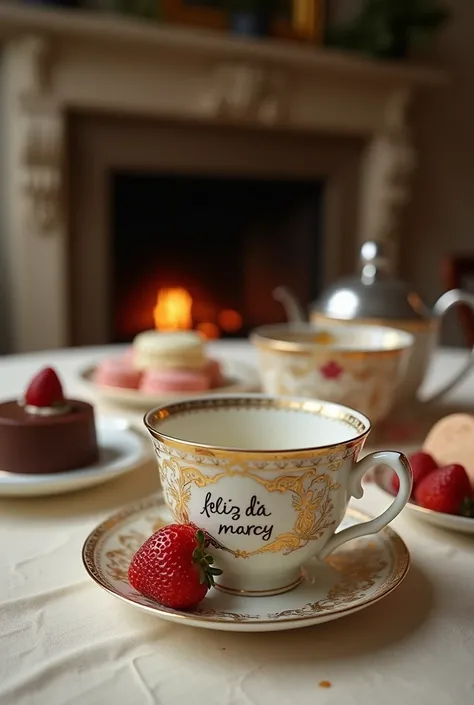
(0, 366, 99, 474)
(128, 524, 223, 610)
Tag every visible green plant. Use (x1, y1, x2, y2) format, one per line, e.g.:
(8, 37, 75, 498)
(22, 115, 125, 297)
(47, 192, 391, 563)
(326, 0, 450, 59)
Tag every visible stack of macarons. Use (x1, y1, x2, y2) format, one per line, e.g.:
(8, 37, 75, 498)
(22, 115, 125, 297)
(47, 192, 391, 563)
(94, 330, 225, 394)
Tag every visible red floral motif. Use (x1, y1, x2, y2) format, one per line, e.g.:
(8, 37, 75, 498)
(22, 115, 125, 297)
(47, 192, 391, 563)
(320, 361, 343, 380)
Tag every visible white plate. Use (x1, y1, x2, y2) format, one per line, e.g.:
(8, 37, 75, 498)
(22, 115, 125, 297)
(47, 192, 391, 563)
(82, 495, 410, 633)
(0, 417, 150, 497)
(373, 465, 474, 535)
(78, 359, 260, 409)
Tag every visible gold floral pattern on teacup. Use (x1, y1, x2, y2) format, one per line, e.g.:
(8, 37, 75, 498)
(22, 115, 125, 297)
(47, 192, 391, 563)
(152, 437, 361, 471)
(250, 323, 413, 422)
(309, 331, 336, 345)
(156, 456, 341, 559)
(140, 395, 409, 598)
(256, 349, 404, 422)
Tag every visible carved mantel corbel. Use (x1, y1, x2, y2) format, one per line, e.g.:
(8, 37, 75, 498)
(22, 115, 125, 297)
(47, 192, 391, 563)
(358, 88, 416, 270)
(2, 33, 68, 351)
(199, 61, 289, 126)
(14, 35, 64, 235)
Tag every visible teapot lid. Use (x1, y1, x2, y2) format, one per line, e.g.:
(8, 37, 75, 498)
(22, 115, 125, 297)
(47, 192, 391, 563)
(312, 241, 431, 321)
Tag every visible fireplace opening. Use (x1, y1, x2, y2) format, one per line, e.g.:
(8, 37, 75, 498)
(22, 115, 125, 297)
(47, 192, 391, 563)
(111, 172, 324, 342)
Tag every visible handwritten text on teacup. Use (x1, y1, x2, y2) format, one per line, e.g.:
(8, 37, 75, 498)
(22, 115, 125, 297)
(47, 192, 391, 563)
(200, 492, 273, 542)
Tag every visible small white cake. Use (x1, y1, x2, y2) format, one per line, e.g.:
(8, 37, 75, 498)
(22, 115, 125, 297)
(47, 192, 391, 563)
(423, 413, 474, 488)
(132, 330, 206, 371)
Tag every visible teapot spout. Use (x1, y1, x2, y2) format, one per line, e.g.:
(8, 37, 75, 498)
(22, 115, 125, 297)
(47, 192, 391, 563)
(273, 286, 307, 323)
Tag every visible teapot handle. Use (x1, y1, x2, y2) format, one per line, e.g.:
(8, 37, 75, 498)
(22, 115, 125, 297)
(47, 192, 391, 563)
(273, 286, 306, 324)
(424, 289, 474, 404)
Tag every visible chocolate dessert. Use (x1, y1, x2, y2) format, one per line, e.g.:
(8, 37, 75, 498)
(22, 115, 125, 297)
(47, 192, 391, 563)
(0, 367, 99, 474)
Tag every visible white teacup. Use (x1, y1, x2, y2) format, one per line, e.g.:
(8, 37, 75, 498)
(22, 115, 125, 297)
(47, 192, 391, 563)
(251, 323, 414, 422)
(311, 289, 474, 407)
(145, 394, 412, 597)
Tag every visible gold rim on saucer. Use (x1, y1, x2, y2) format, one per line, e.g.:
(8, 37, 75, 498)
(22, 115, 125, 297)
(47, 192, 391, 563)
(82, 494, 410, 631)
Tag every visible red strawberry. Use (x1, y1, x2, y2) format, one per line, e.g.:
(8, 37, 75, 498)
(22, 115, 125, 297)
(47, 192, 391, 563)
(391, 451, 437, 494)
(128, 524, 222, 610)
(414, 464, 474, 515)
(24, 367, 65, 408)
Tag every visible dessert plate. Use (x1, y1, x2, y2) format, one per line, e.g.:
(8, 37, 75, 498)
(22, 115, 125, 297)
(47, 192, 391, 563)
(82, 495, 410, 633)
(373, 465, 474, 535)
(0, 417, 150, 497)
(79, 359, 260, 409)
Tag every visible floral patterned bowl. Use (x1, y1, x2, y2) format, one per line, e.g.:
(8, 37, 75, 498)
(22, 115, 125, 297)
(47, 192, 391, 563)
(250, 323, 414, 423)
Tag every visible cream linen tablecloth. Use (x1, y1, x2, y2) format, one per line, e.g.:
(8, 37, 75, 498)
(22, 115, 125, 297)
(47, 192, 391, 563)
(1, 342, 474, 705)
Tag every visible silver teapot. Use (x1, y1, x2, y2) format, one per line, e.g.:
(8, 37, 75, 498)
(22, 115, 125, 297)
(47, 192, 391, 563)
(274, 241, 474, 406)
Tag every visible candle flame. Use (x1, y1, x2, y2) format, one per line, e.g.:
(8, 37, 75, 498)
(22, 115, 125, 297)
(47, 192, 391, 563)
(153, 287, 193, 331)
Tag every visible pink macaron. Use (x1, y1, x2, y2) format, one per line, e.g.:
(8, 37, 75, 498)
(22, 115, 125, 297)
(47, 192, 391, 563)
(94, 358, 142, 389)
(205, 358, 225, 388)
(140, 368, 211, 394)
(121, 346, 136, 364)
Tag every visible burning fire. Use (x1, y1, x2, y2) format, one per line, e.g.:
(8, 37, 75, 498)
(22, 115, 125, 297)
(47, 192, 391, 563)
(153, 286, 243, 338)
(153, 287, 192, 331)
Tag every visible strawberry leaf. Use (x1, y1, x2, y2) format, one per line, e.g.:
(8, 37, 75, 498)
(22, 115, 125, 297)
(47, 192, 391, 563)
(460, 497, 474, 518)
(208, 567, 223, 576)
(192, 529, 222, 588)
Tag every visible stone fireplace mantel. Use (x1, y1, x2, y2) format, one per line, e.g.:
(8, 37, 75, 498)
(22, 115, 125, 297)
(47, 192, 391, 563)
(0, 3, 445, 351)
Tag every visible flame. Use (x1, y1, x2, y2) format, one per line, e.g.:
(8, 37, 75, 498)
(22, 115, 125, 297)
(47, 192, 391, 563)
(153, 287, 193, 331)
(196, 321, 220, 339)
(152, 286, 243, 339)
(218, 309, 243, 333)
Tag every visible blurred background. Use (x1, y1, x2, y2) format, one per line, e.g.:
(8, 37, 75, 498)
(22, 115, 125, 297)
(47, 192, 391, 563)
(0, 0, 473, 354)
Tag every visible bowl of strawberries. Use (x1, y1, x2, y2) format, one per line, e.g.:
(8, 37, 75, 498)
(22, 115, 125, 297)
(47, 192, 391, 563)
(373, 413, 474, 534)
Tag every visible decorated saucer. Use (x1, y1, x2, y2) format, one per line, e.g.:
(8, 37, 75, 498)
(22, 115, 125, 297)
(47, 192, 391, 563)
(0, 417, 150, 497)
(79, 359, 260, 409)
(82, 495, 410, 633)
(373, 465, 474, 535)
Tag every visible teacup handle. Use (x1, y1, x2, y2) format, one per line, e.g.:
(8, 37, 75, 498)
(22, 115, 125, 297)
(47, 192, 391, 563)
(318, 451, 412, 561)
(422, 289, 474, 404)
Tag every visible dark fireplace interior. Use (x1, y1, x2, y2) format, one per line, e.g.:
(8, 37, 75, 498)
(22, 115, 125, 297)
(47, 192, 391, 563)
(111, 172, 324, 342)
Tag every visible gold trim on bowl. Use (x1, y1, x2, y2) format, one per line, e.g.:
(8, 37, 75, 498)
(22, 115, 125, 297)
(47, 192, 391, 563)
(251, 323, 414, 357)
(82, 495, 411, 627)
(309, 312, 438, 334)
(143, 395, 371, 457)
